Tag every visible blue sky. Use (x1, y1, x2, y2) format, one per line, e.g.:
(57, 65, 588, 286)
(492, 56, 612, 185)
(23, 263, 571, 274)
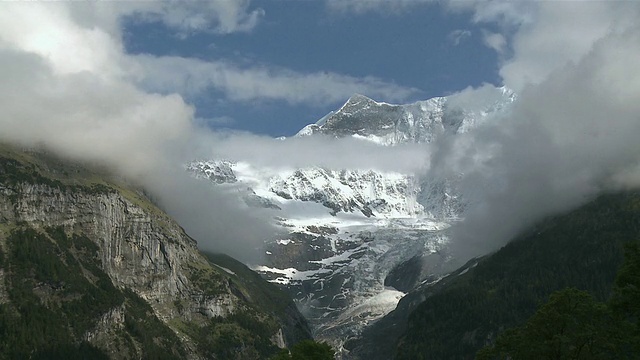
(123, 1, 501, 137)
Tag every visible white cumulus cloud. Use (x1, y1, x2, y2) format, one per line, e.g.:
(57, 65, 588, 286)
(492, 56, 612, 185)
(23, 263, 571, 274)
(431, 2, 640, 261)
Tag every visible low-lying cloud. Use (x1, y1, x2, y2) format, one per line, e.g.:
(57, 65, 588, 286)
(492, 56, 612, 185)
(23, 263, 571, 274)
(3, 1, 640, 267)
(432, 2, 640, 261)
(199, 132, 429, 173)
(0, 2, 422, 262)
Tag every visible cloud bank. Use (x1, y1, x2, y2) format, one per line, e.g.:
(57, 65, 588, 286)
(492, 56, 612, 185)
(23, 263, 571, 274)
(0, 1, 424, 261)
(3, 1, 640, 266)
(430, 2, 640, 261)
(323, 1, 640, 262)
(200, 132, 429, 173)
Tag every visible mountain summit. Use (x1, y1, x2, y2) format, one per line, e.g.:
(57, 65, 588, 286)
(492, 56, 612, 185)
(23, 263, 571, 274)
(296, 87, 515, 145)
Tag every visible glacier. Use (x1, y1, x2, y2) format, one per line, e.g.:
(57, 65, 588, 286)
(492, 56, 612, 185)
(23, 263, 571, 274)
(188, 85, 516, 356)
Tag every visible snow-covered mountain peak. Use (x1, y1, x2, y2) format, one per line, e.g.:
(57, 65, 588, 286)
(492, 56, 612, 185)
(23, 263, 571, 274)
(338, 93, 381, 113)
(186, 160, 237, 184)
(268, 167, 424, 218)
(295, 87, 515, 145)
(499, 85, 517, 99)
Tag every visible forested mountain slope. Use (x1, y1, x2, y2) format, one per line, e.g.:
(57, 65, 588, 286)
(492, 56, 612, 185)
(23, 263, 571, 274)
(348, 191, 640, 359)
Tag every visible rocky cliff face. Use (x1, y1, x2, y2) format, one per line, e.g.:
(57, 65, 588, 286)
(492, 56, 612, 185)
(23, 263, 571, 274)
(3, 182, 233, 322)
(0, 146, 310, 359)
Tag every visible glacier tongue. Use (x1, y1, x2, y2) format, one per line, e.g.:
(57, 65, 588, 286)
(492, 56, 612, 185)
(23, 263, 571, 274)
(257, 218, 454, 352)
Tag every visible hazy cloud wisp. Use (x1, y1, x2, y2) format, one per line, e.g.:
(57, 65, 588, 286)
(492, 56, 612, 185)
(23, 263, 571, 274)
(134, 55, 419, 107)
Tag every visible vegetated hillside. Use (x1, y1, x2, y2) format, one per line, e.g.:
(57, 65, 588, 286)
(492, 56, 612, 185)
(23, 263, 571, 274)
(349, 191, 640, 360)
(0, 144, 310, 359)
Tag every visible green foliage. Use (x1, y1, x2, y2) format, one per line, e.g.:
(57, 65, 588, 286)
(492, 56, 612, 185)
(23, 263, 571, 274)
(122, 288, 187, 359)
(269, 340, 335, 360)
(290, 340, 335, 360)
(203, 323, 261, 359)
(0, 226, 187, 359)
(205, 252, 310, 314)
(183, 309, 281, 359)
(610, 240, 640, 354)
(477, 288, 630, 360)
(204, 252, 312, 345)
(88, 183, 114, 195)
(29, 342, 109, 360)
(395, 192, 640, 360)
(0, 155, 113, 198)
(156, 253, 313, 360)
(188, 264, 226, 296)
(479, 240, 640, 359)
(611, 241, 640, 326)
(44, 227, 124, 336)
(0, 156, 64, 189)
(0, 227, 114, 359)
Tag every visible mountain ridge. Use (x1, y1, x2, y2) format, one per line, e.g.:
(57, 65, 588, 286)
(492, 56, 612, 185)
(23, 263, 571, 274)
(296, 87, 515, 145)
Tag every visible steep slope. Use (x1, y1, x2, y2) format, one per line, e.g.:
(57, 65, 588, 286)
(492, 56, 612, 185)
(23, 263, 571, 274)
(347, 192, 640, 359)
(0, 144, 310, 359)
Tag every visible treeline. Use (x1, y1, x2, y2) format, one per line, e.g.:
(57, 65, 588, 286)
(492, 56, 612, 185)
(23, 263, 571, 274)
(479, 240, 640, 359)
(0, 227, 117, 358)
(395, 192, 640, 359)
(0, 155, 113, 197)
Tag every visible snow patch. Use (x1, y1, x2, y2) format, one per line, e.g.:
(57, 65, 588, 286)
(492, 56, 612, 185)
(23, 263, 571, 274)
(213, 264, 236, 276)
